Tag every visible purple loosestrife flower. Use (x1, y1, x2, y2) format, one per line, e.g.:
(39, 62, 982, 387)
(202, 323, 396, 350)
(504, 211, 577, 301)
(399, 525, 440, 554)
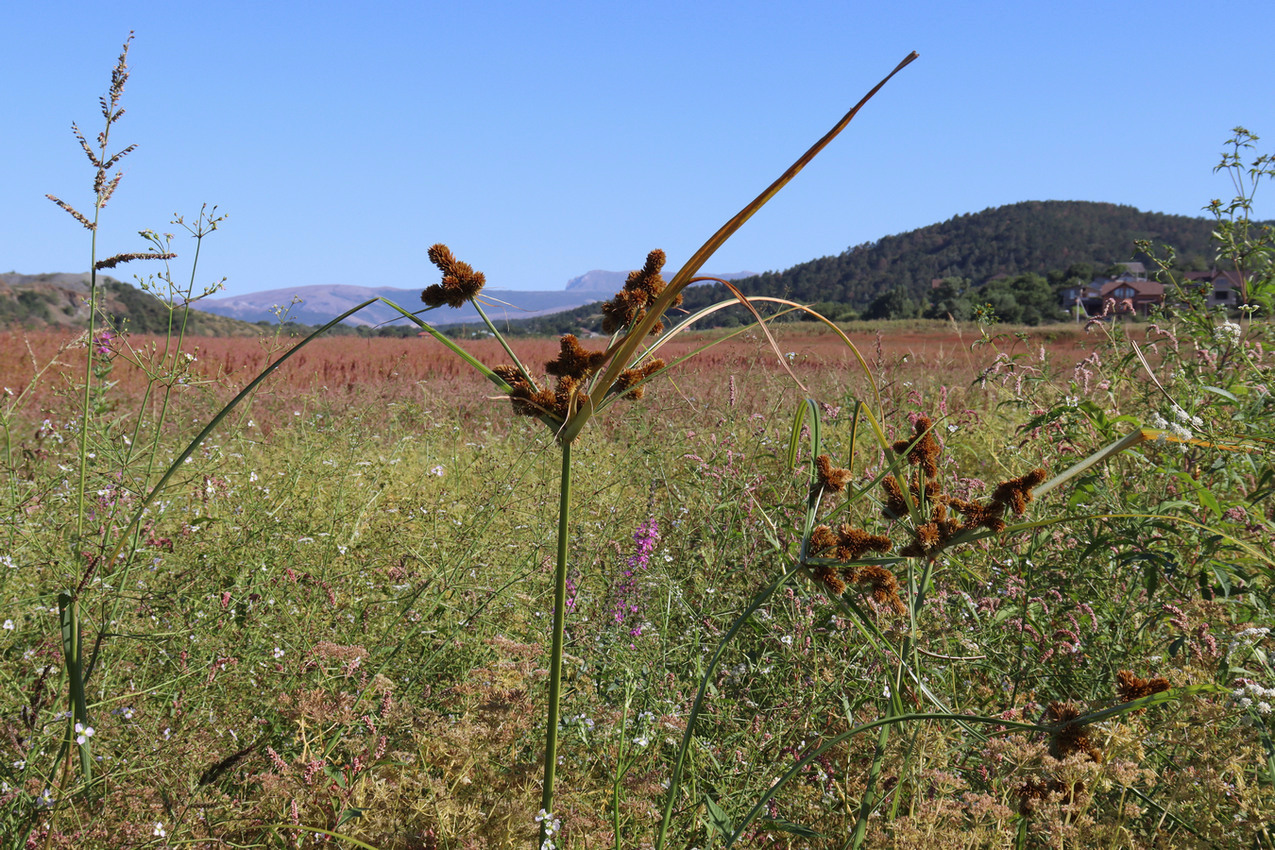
(612, 518, 660, 640)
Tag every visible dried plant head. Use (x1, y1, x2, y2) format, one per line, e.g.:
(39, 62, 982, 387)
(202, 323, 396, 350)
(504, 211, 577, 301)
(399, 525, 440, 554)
(845, 564, 906, 615)
(47, 32, 139, 231)
(493, 365, 552, 418)
(545, 335, 608, 381)
(833, 524, 893, 562)
(600, 249, 678, 335)
(812, 454, 851, 498)
(990, 467, 1048, 517)
(422, 243, 486, 308)
(612, 359, 664, 400)
(1115, 670, 1170, 703)
(94, 251, 176, 270)
(1016, 776, 1079, 816)
(1044, 701, 1101, 763)
(811, 564, 846, 595)
(892, 415, 941, 480)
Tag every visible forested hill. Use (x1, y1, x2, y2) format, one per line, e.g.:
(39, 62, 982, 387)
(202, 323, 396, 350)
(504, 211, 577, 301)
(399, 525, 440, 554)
(679, 200, 1217, 313)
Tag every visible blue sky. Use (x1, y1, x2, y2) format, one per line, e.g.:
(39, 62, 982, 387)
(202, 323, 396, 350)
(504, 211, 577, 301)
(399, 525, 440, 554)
(5, 1, 1273, 298)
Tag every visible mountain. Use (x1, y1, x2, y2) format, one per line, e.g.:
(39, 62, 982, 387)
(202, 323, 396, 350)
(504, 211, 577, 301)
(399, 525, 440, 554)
(676, 200, 1223, 315)
(200, 270, 756, 327)
(565, 269, 756, 292)
(198, 284, 604, 328)
(0, 272, 262, 336)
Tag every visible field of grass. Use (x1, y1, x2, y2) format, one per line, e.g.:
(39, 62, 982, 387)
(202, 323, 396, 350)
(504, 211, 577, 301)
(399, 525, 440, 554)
(8, 38, 1274, 850)
(2, 312, 1273, 849)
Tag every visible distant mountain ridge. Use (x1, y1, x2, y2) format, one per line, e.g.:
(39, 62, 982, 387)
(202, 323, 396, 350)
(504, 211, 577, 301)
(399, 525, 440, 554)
(564, 269, 756, 292)
(199, 284, 601, 328)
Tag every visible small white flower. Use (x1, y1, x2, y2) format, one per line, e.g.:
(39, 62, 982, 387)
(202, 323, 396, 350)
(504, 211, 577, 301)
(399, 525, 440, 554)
(153, 821, 166, 837)
(780, 635, 793, 646)
(430, 465, 445, 476)
(273, 647, 285, 659)
(74, 722, 95, 745)
(3, 620, 13, 630)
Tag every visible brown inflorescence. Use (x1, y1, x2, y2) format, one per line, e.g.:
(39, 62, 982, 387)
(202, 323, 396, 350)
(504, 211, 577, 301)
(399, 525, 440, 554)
(1017, 776, 1081, 816)
(422, 244, 487, 308)
(612, 359, 665, 400)
(991, 468, 1048, 517)
(1045, 701, 1101, 763)
(812, 454, 852, 500)
(600, 249, 681, 335)
(492, 365, 554, 419)
(1115, 670, 1170, 703)
(848, 565, 908, 616)
(892, 416, 942, 480)
(546, 335, 608, 381)
(94, 251, 177, 270)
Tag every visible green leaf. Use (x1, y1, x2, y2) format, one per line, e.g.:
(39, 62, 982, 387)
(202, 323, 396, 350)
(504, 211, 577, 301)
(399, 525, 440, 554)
(335, 807, 365, 829)
(1202, 385, 1240, 402)
(1197, 488, 1222, 518)
(704, 795, 734, 837)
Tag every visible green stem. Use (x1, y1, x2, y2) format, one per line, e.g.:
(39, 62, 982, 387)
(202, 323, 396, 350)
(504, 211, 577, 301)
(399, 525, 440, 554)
(540, 439, 572, 845)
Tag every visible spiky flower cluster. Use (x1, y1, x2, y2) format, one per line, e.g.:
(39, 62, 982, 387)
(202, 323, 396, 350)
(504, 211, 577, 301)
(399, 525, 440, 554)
(881, 417, 1047, 559)
(804, 414, 1049, 612)
(1115, 669, 1170, 703)
(422, 244, 487, 308)
(600, 249, 681, 335)
(1044, 701, 1101, 763)
(494, 334, 665, 422)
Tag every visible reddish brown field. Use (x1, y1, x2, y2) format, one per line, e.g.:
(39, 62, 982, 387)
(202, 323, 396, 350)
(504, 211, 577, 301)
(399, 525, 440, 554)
(0, 321, 1111, 432)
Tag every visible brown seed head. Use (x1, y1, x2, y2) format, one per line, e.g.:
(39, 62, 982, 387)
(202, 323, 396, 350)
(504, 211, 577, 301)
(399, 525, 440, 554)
(851, 565, 907, 615)
(809, 525, 839, 554)
(422, 243, 486, 308)
(546, 334, 608, 380)
(990, 468, 1047, 517)
(834, 524, 894, 562)
(612, 359, 665, 400)
(892, 416, 942, 480)
(1115, 670, 1170, 703)
(1045, 701, 1101, 762)
(811, 565, 846, 595)
(600, 250, 677, 335)
(813, 455, 852, 498)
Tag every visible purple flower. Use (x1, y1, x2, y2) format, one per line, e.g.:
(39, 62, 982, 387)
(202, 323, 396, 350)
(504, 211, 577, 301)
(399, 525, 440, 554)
(611, 518, 660, 637)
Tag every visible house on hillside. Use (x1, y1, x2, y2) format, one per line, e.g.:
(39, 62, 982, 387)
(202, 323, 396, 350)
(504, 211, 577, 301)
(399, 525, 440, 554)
(1184, 269, 1245, 308)
(1060, 273, 1164, 318)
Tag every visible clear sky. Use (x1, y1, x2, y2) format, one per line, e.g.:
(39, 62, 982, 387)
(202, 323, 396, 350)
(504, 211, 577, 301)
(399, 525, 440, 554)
(4, 1, 1273, 298)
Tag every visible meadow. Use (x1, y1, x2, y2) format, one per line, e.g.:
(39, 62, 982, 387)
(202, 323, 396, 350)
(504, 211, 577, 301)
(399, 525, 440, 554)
(2, 310, 1273, 849)
(4, 37, 1273, 850)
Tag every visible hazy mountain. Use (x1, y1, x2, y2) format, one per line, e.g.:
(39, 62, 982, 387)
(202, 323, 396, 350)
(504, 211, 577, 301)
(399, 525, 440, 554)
(197, 284, 605, 328)
(564, 269, 756, 292)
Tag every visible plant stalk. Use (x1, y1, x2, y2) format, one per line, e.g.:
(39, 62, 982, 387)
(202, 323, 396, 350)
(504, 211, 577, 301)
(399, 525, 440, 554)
(540, 439, 573, 844)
